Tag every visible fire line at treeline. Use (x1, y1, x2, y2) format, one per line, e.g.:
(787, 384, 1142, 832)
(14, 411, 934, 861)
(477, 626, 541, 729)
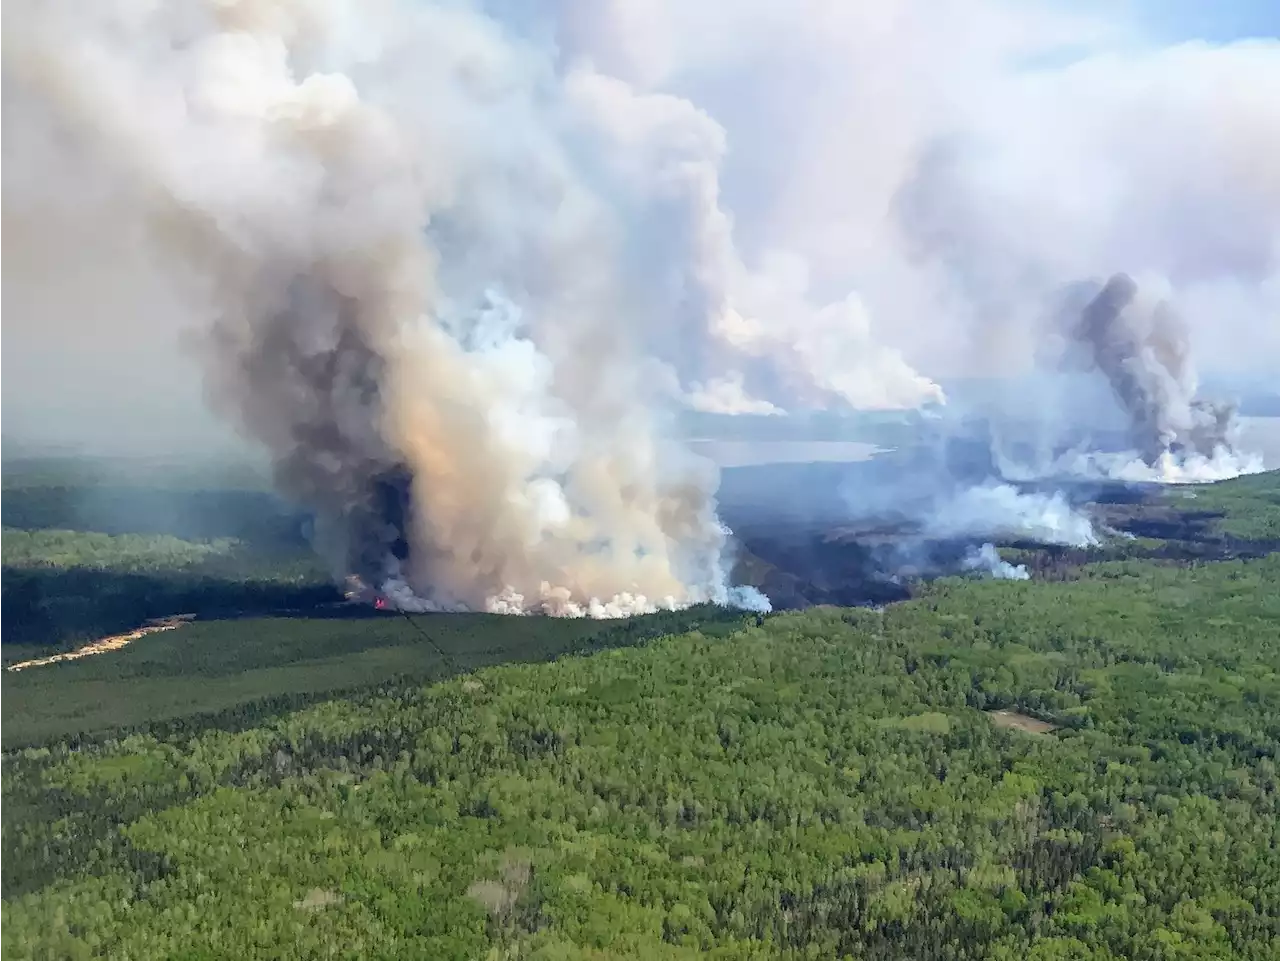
(343, 575, 391, 611)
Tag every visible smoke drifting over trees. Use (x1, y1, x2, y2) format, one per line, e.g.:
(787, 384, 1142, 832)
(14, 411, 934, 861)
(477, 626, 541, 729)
(4, 0, 1276, 609)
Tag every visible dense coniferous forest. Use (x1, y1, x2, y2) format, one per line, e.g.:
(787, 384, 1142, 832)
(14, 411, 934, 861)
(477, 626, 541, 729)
(2, 462, 1279, 959)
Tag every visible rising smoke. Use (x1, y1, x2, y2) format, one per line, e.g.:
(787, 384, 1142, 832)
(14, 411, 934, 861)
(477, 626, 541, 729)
(963, 543, 1029, 581)
(2, 0, 776, 616)
(547, 0, 1279, 396)
(5, 1, 1276, 610)
(1049, 273, 1263, 483)
(929, 483, 1098, 548)
(966, 271, 1266, 487)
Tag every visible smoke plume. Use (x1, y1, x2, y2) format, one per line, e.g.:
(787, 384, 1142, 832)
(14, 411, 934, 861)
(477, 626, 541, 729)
(826, 423, 1099, 574)
(561, 66, 946, 414)
(5, 1, 1276, 611)
(2, 0, 776, 616)
(963, 543, 1029, 581)
(547, 0, 1274, 497)
(686, 374, 784, 417)
(929, 484, 1098, 548)
(1049, 273, 1262, 482)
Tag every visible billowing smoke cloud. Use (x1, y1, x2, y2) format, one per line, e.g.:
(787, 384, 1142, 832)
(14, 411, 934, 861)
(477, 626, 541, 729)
(957, 272, 1268, 487)
(2, 0, 777, 616)
(827, 421, 1099, 576)
(1046, 273, 1264, 482)
(6, 0, 1276, 612)
(562, 66, 946, 413)
(929, 483, 1098, 548)
(550, 2, 1276, 458)
(554, 3, 1274, 556)
(686, 374, 784, 417)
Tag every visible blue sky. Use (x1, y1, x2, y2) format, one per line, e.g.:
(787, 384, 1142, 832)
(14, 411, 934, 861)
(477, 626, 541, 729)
(1128, 0, 1280, 42)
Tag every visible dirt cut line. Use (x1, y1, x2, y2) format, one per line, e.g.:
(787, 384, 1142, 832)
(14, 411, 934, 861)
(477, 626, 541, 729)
(5, 616, 195, 673)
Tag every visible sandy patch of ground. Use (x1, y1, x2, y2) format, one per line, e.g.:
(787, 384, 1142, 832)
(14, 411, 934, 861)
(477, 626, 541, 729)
(294, 889, 343, 911)
(5, 615, 195, 673)
(986, 709, 1060, 735)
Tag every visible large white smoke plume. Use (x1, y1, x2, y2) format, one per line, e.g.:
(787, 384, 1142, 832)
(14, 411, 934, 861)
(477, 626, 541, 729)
(552, 0, 1274, 554)
(929, 484, 1098, 548)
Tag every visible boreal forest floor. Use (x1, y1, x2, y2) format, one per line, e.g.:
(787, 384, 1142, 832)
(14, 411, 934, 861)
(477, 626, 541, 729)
(2, 460, 1279, 959)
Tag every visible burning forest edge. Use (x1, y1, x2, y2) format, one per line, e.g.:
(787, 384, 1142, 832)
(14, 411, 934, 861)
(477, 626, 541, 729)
(268, 465, 1280, 618)
(223, 268, 1271, 619)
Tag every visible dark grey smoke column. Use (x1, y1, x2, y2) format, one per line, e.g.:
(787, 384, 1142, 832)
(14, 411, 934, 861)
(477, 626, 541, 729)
(1075, 273, 1158, 458)
(208, 279, 413, 587)
(1072, 272, 1236, 464)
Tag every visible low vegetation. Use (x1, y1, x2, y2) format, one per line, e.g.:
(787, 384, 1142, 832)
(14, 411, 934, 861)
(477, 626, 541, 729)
(1, 606, 746, 748)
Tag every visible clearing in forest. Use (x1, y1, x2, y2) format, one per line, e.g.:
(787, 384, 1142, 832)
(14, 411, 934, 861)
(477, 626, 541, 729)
(986, 709, 1060, 735)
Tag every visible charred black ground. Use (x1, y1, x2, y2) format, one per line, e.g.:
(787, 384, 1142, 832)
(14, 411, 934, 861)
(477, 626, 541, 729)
(720, 460, 1279, 610)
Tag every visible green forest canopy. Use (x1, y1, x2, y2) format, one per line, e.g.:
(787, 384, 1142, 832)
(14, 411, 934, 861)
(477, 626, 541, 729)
(4, 552, 1278, 960)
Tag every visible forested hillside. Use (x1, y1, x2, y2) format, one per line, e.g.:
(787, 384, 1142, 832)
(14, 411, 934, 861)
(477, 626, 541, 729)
(5, 555, 1278, 960)
(2, 460, 329, 650)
